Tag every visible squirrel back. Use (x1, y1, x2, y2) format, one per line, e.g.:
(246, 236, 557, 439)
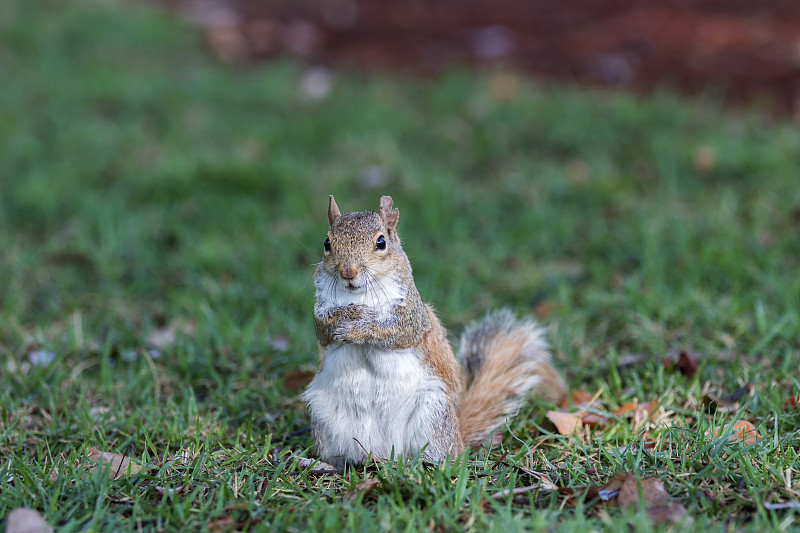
(304, 195, 565, 467)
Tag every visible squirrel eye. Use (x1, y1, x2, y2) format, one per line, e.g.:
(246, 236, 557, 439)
(375, 235, 386, 250)
(324, 237, 331, 252)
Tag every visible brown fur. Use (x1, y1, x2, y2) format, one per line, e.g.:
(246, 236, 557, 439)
(310, 195, 565, 462)
(457, 312, 566, 448)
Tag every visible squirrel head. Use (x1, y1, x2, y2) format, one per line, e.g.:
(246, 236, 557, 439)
(319, 195, 407, 291)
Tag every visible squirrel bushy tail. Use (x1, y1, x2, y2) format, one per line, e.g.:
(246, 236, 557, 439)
(457, 310, 565, 448)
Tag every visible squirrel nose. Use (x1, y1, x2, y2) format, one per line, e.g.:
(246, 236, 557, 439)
(339, 265, 359, 280)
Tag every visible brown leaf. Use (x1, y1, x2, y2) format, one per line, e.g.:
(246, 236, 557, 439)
(560, 390, 595, 409)
(555, 390, 609, 429)
(581, 412, 610, 428)
(675, 350, 698, 377)
(702, 392, 738, 414)
(5, 508, 54, 533)
(345, 477, 380, 501)
(614, 401, 658, 425)
(706, 420, 761, 445)
(546, 410, 583, 435)
(556, 485, 600, 507)
(618, 476, 692, 526)
(597, 472, 630, 501)
(87, 447, 143, 479)
(281, 369, 316, 391)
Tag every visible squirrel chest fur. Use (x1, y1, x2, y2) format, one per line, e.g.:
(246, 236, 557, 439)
(303, 195, 565, 468)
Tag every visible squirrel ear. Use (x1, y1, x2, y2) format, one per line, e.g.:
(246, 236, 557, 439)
(378, 195, 399, 233)
(328, 195, 341, 226)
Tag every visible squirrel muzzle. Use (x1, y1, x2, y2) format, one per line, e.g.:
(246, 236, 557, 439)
(338, 264, 361, 282)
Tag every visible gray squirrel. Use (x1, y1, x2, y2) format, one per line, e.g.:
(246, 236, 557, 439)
(303, 195, 565, 467)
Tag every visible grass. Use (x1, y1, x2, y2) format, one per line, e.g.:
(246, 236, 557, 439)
(1, 0, 799, 530)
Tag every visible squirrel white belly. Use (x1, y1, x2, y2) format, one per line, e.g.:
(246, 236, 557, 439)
(303, 195, 565, 468)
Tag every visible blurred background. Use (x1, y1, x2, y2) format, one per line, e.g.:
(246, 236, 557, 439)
(164, 0, 800, 115)
(2, 0, 799, 373)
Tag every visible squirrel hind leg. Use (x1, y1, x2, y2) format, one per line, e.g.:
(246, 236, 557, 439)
(457, 309, 566, 448)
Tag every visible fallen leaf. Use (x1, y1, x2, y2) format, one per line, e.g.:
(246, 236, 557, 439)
(729, 420, 761, 445)
(345, 477, 380, 501)
(561, 390, 595, 409)
(618, 475, 692, 526)
(546, 410, 582, 435)
(597, 472, 630, 501)
(705, 420, 761, 445)
(281, 369, 316, 391)
(614, 401, 658, 425)
(5, 508, 54, 533)
(581, 412, 610, 428)
(555, 485, 600, 507)
(674, 350, 698, 377)
(87, 447, 143, 479)
(555, 390, 609, 429)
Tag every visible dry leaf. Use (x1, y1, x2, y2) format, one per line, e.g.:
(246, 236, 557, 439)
(702, 393, 737, 414)
(706, 420, 761, 445)
(281, 369, 316, 391)
(561, 390, 595, 409)
(87, 447, 143, 479)
(345, 477, 380, 501)
(618, 476, 692, 526)
(674, 350, 699, 377)
(581, 412, 610, 428)
(546, 410, 582, 435)
(597, 472, 630, 501)
(5, 508, 54, 533)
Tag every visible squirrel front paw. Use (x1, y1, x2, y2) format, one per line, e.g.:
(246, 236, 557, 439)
(332, 306, 378, 344)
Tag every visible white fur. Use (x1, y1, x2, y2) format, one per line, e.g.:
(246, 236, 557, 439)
(303, 343, 448, 467)
(314, 270, 405, 319)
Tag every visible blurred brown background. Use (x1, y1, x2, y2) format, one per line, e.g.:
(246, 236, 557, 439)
(151, 0, 800, 116)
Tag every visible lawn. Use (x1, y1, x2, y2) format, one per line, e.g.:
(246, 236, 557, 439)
(1, 0, 799, 531)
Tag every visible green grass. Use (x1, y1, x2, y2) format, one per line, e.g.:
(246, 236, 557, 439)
(2, 0, 800, 531)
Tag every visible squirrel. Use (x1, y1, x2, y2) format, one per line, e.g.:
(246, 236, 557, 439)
(303, 195, 565, 468)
